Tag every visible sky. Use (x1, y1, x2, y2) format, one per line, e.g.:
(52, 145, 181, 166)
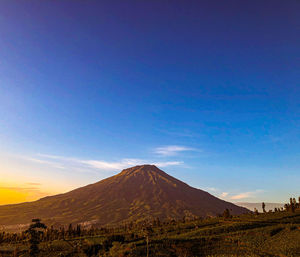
(0, 0, 299, 205)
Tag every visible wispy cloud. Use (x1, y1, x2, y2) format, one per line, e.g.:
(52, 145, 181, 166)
(152, 161, 183, 167)
(80, 158, 145, 171)
(25, 154, 183, 172)
(201, 187, 263, 201)
(21, 156, 66, 170)
(193, 184, 266, 202)
(220, 192, 228, 197)
(154, 145, 196, 156)
(78, 158, 182, 170)
(0, 186, 40, 191)
(230, 190, 264, 200)
(204, 187, 218, 192)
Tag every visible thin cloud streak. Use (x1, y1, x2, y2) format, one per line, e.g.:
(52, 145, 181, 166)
(21, 156, 66, 170)
(231, 190, 264, 200)
(154, 145, 196, 156)
(204, 187, 218, 192)
(201, 187, 264, 202)
(0, 186, 40, 191)
(152, 161, 183, 167)
(82, 159, 183, 170)
(220, 192, 228, 197)
(81, 158, 145, 170)
(26, 154, 183, 172)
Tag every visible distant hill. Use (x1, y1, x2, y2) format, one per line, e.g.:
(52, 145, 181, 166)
(0, 165, 248, 228)
(236, 202, 285, 212)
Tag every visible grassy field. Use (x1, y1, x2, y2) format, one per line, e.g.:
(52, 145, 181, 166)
(1, 210, 300, 256)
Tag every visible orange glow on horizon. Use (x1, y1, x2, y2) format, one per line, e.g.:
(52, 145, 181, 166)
(0, 188, 29, 205)
(0, 182, 58, 205)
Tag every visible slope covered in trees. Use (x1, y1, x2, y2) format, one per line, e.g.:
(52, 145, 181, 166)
(1, 207, 300, 256)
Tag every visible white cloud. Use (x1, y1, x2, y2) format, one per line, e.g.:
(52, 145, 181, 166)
(204, 187, 218, 192)
(21, 156, 66, 169)
(26, 154, 183, 172)
(78, 158, 182, 170)
(36, 154, 63, 159)
(220, 192, 228, 197)
(154, 145, 195, 156)
(231, 190, 264, 200)
(231, 192, 252, 200)
(80, 158, 146, 171)
(152, 161, 183, 167)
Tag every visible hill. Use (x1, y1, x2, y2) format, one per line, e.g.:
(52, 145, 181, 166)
(0, 165, 248, 228)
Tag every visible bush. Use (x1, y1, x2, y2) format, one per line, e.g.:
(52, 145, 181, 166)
(269, 227, 284, 236)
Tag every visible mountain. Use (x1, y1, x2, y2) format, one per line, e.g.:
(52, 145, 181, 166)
(0, 165, 248, 229)
(236, 202, 285, 212)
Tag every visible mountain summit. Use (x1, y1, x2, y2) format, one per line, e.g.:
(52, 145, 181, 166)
(0, 165, 248, 227)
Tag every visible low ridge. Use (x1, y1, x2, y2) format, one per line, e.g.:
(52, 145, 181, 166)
(0, 165, 248, 228)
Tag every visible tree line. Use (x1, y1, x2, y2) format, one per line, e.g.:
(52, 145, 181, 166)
(261, 196, 300, 213)
(0, 196, 299, 256)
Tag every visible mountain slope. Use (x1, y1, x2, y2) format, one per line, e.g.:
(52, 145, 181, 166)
(0, 165, 248, 227)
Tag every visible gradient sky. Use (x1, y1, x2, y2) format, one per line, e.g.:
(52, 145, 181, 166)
(0, 0, 299, 205)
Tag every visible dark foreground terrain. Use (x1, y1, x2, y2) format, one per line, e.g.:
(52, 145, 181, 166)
(1, 210, 300, 257)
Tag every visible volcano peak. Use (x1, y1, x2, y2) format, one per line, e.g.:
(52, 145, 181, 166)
(0, 165, 249, 227)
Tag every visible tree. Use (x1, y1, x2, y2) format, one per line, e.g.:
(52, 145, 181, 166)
(108, 241, 132, 257)
(262, 202, 266, 213)
(289, 197, 296, 213)
(76, 224, 81, 237)
(223, 208, 230, 219)
(25, 219, 47, 256)
(68, 223, 73, 237)
(142, 225, 153, 257)
(284, 204, 289, 211)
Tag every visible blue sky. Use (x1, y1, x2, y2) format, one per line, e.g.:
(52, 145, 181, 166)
(0, 0, 299, 204)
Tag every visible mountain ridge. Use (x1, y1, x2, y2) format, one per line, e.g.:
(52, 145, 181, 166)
(0, 165, 249, 229)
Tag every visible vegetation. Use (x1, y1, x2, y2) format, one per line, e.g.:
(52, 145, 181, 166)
(24, 219, 47, 256)
(0, 197, 299, 256)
